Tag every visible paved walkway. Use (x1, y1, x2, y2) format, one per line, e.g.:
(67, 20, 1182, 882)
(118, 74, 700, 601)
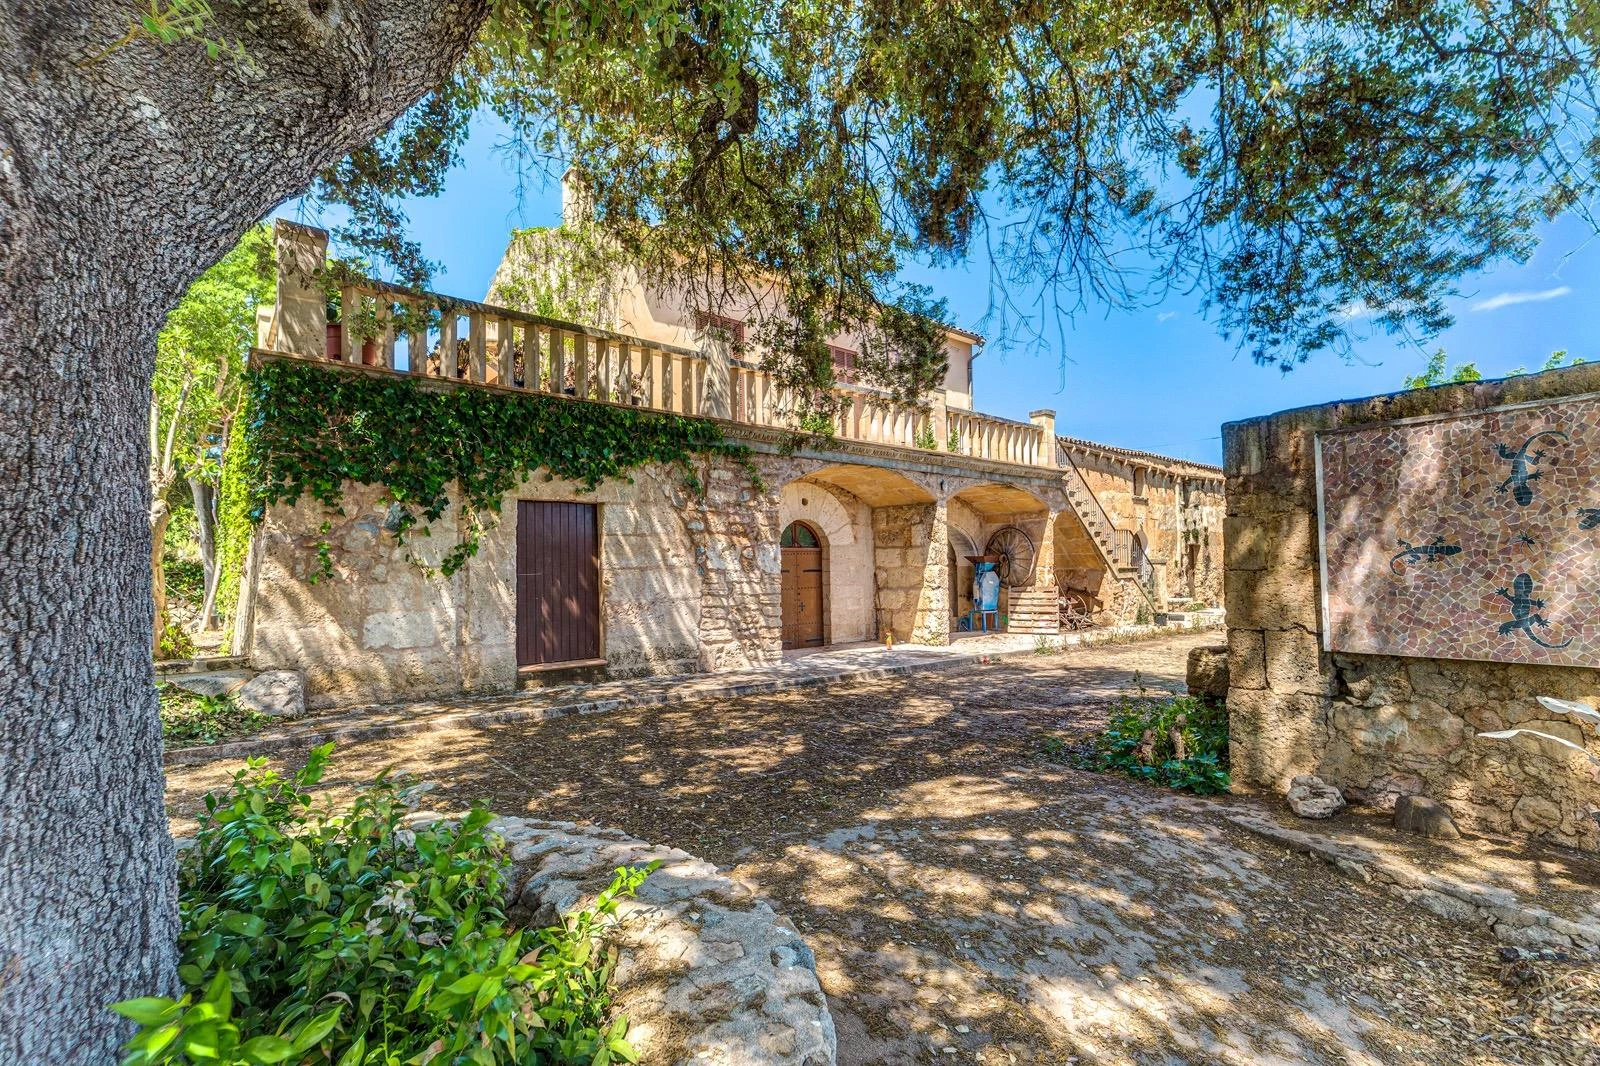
(165, 622, 1216, 765)
(165, 631, 1590, 1065)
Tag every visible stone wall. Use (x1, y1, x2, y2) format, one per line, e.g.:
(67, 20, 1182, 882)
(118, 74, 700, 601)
(244, 457, 778, 708)
(1223, 366, 1600, 851)
(872, 502, 949, 645)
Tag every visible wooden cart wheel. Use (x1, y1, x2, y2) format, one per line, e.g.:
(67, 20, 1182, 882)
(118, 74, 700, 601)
(985, 525, 1036, 587)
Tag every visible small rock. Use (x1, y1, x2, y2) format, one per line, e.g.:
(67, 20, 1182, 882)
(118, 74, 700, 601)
(1186, 645, 1229, 701)
(167, 670, 253, 698)
(1393, 795, 1461, 840)
(1286, 774, 1346, 820)
(235, 670, 306, 719)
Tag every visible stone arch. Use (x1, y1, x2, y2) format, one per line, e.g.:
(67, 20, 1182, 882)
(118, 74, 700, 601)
(779, 475, 874, 644)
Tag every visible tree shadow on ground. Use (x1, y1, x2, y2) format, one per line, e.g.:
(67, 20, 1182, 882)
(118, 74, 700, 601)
(166, 638, 1571, 1065)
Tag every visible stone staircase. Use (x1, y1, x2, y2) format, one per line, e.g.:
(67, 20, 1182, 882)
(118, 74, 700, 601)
(1057, 443, 1160, 617)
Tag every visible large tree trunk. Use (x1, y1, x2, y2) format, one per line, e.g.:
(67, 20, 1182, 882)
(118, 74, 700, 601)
(0, 4, 486, 1061)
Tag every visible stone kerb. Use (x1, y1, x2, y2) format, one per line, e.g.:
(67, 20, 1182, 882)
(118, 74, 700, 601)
(485, 816, 837, 1065)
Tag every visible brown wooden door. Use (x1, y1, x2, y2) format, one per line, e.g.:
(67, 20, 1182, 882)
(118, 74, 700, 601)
(516, 501, 600, 667)
(781, 546, 824, 648)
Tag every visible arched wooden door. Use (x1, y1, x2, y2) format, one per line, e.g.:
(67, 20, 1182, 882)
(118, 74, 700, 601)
(780, 522, 825, 649)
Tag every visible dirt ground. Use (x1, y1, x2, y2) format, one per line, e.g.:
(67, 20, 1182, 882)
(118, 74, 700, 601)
(165, 632, 1596, 1065)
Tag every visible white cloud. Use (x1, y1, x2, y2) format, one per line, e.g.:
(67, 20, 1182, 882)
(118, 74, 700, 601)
(1155, 311, 1176, 323)
(1470, 286, 1571, 313)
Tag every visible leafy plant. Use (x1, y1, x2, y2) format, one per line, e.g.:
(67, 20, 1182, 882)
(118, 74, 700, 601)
(158, 686, 269, 746)
(236, 359, 759, 576)
(946, 427, 962, 453)
(1053, 682, 1232, 795)
(912, 423, 938, 450)
(115, 745, 650, 1065)
(157, 620, 197, 662)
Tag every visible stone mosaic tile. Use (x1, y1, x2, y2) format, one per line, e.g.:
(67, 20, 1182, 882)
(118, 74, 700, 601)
(1318, 394, 1600, 667)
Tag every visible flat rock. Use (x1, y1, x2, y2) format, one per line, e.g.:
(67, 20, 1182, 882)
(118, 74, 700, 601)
(1286, 774, 1346, 819)
(236, 670, 306, 719)
(1394, 795, 1461, 840)
(167, 670, 253, 698)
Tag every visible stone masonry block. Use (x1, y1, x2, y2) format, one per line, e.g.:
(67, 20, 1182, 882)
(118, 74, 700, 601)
(1228, 630, 1267, 690)
(1264, 627, 1330, 695)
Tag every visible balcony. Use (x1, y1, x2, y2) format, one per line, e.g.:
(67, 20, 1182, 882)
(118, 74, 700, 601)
(259, 224, 1058, 473)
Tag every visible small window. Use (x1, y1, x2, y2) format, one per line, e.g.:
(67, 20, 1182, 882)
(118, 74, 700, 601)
(781, 522, 820, 548)
(1133, 467, 1148, 499)
(829, 345, 857, 382)
(694, 311, 745, 345)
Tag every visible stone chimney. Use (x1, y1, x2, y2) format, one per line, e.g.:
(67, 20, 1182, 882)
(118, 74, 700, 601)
(561, 168, 594, 227)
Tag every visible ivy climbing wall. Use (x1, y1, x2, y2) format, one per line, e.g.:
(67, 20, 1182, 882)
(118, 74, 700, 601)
(1318, 393, 1600, 669)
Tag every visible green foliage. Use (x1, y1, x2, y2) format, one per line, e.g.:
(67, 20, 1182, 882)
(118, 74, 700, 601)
(912, 423, 938, 451)
(157, 620, 197, 662)
(1407, 347, 1587, 389)
(1403, 349, 1484, 390)
(158, 686, 269, 746)
(115, 746, 650, 1065)
(1056, 685, 1232, 796)
(214, 404, 254, 645)
(165, 557, 206, 609)
(1134, 604, 1151, 626)
(946, 427, 962, 453)
(87, 0, 251, 67)
(238, 359, 757, 576)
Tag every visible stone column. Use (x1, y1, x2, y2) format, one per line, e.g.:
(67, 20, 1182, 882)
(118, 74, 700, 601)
(911, 500, 950, 645)
(700, 332, 732, 419)
(270, 221, 329, 358)
(1029, 409, 1058, 468)
(931, 392, 950, 451)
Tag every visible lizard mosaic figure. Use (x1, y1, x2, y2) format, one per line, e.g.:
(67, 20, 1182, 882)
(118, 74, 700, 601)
(1494, 429, 1568, 506)
(1494, 572, 1573, 650)
(1579, 507, 1600, 530)
(1389, 536, 1463, 574)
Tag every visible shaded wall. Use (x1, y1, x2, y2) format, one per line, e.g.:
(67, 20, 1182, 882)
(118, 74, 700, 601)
(1223, 366, 1600, 850)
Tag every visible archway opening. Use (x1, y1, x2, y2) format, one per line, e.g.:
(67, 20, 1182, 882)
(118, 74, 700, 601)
(780, 521, 827, 649)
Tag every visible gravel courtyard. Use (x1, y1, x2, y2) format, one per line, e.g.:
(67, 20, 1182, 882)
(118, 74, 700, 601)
(165, 632, 1589, 1065)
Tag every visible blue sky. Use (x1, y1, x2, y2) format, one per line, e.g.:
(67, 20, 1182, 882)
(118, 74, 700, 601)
(278, 113, 1600, 467)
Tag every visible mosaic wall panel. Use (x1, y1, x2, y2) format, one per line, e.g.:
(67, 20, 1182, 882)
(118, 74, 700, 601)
(1317, 393, 1600, 668)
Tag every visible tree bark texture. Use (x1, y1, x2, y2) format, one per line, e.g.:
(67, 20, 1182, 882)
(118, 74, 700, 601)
(0, 3, 486, 1061)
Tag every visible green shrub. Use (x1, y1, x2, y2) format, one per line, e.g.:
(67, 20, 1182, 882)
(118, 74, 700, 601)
(115, 745, 649, 1065)
(165, 556, 207, 608)
(1053, 682, 1231, 795)
(157, 619, 197, 662)
(158, 685, 269, 746)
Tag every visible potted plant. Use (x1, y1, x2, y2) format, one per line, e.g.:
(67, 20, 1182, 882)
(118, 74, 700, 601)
(324, 286, 343, 360)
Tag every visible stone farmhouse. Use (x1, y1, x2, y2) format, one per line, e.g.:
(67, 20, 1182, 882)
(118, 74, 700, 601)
(239, 221, 1223, 709)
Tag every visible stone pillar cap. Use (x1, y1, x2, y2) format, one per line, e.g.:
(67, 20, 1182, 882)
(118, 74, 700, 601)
(1029, 408, 1056, 419)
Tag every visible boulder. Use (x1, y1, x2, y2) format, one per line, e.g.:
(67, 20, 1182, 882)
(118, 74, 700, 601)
(1187, 644, 1230, 702)
(167, 670, 253, 698)
(1286, 774, 1346, 819)
(235, 670, 306, 719)
(1393, 795, 1461, 840)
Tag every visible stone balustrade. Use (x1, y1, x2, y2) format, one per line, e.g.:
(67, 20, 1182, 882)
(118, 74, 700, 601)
(261, 221, 1056, 472)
